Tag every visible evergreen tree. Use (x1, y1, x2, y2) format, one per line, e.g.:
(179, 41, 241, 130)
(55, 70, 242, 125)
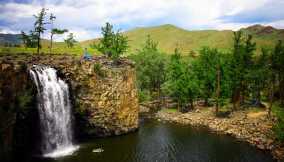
(163, 48, 198, 112)
(250, 48, 270, 107)
(20, 31, 37, 48)
(130, 35, 167, 101)
(92, 22, 128, 61)
(230, 31, 256, 110)
(20, 31, 30, 48)
(34, 8, 48, 54)
(50, 28, 68, 52)
(64, 33, 77, 48)
(193, 47, 220, 106)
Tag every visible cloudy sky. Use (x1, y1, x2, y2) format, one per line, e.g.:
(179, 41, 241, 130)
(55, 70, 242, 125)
(0, 0, 284, 41)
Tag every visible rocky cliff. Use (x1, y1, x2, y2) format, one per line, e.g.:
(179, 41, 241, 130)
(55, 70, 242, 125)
(0, 53, 139, 160)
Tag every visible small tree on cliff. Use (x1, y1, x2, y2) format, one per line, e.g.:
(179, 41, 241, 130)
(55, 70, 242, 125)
(49, 13, 68, 53)
(34, 8, 48, 54)
(92, 22, 128, 62)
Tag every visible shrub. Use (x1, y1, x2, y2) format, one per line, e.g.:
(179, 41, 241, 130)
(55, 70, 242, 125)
(272, 105, 284, 142)
(93, 63, 106, 77)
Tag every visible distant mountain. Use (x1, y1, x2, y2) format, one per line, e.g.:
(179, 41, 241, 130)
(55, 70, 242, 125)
(0, 34, 22, 46)
(82, 24, 284, 54)
(1, 24, 283, 54)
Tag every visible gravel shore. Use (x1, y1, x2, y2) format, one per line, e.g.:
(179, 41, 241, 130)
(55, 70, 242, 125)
(155, 108, 284, 161)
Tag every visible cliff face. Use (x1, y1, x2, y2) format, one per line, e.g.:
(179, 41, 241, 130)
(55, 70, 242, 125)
(69, 59, 139, 136)
(0, 59, 38, 161)
(0, 54, 139, 160)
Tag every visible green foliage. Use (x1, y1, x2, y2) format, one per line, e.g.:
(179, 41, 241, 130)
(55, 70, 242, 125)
(130, 35, 167, 100)
(20, 31, 37, 48)
(192, 47, 220, 105)
(64, 33, 77, 48)
(92, 22, 128, 61)
(50, 29, 68, 47)
(163, 48, 198, 112)
(249, 48, 271, 104)
(17, 90, 33, 114)
(34, 8, 48, 54)
(138, 90, 151, 102)
(272, 40, 284, 106)
(93, 63, 106, 77)
(162, 108, 178, 113)
(51, 29, 68, 35)
(272, 105, 284, 142)
(230, 31, 257, 109)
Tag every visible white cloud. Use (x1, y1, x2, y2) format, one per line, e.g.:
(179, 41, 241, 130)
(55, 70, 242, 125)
(0, 26, 20, 34)
(0, 0, 283, 41)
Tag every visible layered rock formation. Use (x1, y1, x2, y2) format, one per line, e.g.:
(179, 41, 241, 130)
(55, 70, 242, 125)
(0, 53, 139, 160)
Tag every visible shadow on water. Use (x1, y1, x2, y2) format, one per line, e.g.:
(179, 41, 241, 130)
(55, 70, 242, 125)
(30, 118, 276, 162)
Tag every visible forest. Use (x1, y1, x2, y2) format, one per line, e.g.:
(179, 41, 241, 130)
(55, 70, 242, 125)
(129, 28, 284, 142)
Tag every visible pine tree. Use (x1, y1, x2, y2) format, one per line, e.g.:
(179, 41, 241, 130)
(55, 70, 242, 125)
(163, 48, 198, 112)
(49, 13, 56, 53)
(92, 22, 128, 61)
(34, 8, 47, 54)
(230, 31, 256, 110)
(130, 35, 166, 102)
(64, 33, 77, 48)
(272, 40, 284, 106)
(193, 47, 220, 106)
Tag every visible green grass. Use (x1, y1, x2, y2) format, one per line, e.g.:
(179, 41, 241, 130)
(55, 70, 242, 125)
(2, 24, 283, 55)
(82, 24, 284, 55)
(162, 108, 178, 113)
(0, 40, 96, 56)
(272, 104, 284, 142)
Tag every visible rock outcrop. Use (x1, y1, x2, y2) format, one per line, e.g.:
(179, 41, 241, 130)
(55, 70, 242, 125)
(0, 53, 139, 160)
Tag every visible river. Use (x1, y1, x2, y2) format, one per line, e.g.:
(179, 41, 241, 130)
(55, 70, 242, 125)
(28, 118, 276, 162)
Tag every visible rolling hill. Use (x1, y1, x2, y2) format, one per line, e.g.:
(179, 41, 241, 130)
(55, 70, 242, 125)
(0, 34, 22, 46)
(1, 24, 283, 55)
(82, 24, 284, 55)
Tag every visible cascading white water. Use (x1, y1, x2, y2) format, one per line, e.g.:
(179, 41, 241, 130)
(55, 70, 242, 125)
(30, 65, 78, 158)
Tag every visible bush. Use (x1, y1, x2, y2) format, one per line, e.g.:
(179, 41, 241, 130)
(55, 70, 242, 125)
(273, 121, 284, 142)
(272, 105, 284, 142)
(138, 90, 151, 102)
(93, 63, 106, 77)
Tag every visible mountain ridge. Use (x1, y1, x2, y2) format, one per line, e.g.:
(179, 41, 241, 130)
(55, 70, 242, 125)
(1, 24, 283, 54)
(81, 24, 284, 54)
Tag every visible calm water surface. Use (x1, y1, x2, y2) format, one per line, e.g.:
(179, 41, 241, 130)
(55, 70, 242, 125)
(32, 119, 275, 162)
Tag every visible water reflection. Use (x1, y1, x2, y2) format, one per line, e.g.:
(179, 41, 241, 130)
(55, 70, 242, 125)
(31, 118, 276, 162)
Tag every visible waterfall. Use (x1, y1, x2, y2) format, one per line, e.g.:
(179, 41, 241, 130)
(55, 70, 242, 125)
(30, 65, 78, 158)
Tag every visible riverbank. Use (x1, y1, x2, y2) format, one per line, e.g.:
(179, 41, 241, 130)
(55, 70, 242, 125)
(155, 108, 284, 161)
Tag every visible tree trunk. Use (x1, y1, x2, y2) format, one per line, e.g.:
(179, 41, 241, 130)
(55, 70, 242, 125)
(279, 77, 284, 107)
(204, 98, 209, 107)
(37, 32, 40, 55)
(50, 33, 53, 54)
(268, 83, 274, 118)
(232, 88, 240, 111)
(190, 99, 194, 110)
(215, 64, 221, 115)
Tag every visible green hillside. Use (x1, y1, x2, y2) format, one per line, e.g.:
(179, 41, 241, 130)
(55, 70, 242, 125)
(82, 24, 284, 55)
(1, 24, 283, 55)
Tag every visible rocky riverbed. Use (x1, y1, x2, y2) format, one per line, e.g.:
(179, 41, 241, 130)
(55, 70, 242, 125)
(156, 108, 284, 161)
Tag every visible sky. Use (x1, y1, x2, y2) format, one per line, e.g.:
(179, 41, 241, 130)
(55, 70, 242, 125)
(0, 0, 284, 41)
